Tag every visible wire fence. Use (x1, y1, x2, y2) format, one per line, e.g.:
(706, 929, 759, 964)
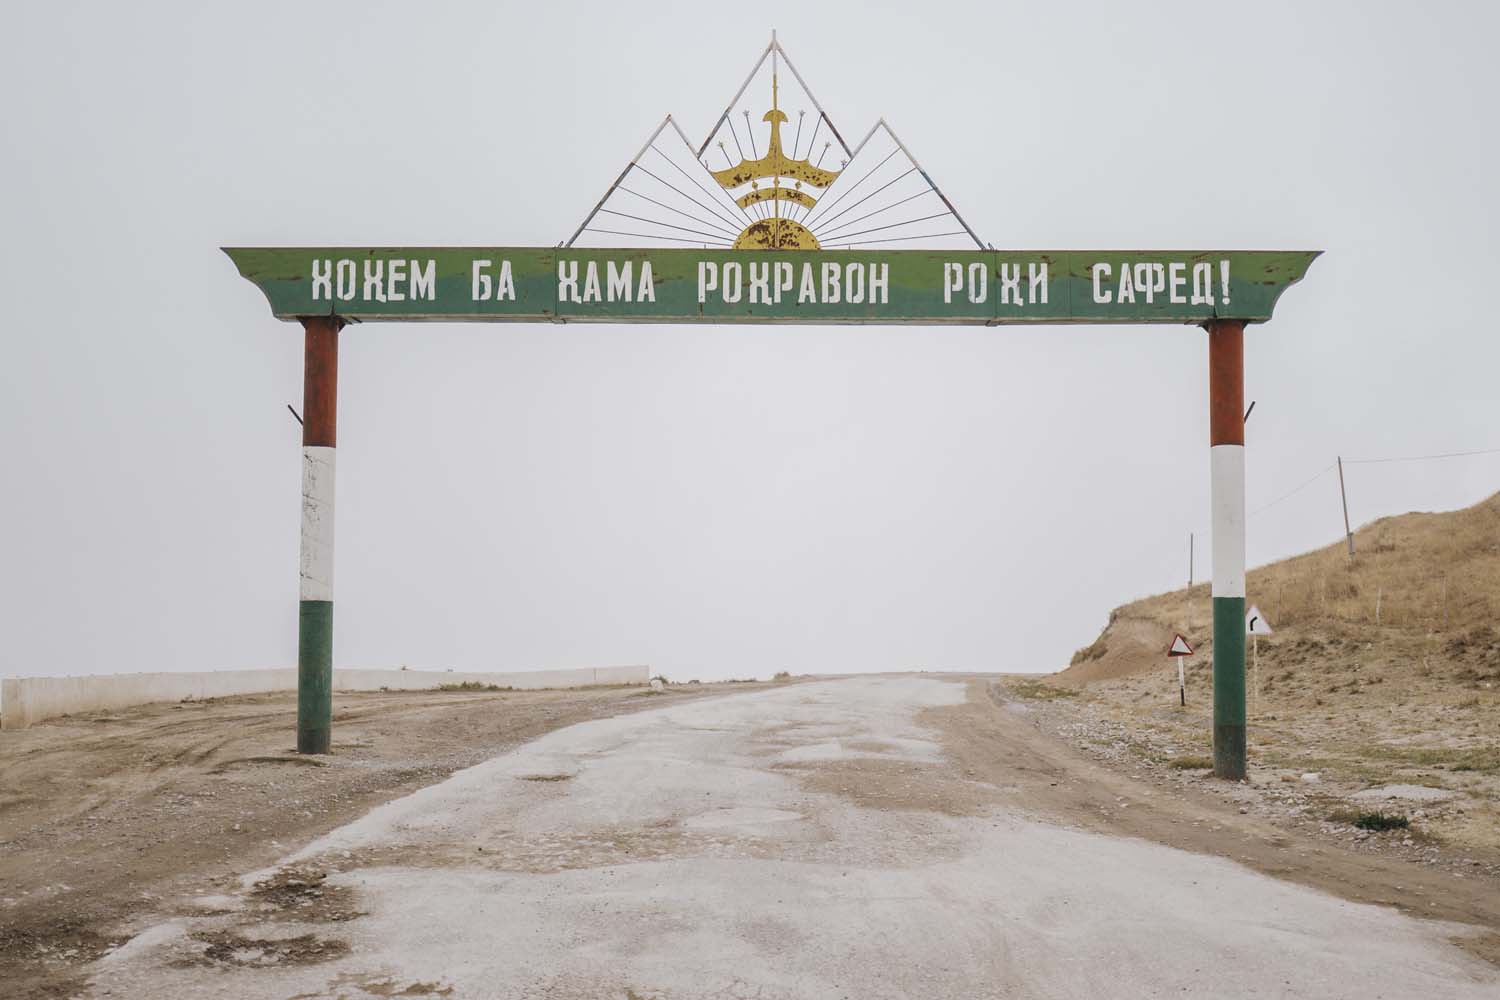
(1244, 446, 1500, 523)
(1127, 443, 1500, 636)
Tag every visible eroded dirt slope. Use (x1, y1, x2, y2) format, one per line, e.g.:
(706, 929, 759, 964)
(1050, 493, 1500, 853)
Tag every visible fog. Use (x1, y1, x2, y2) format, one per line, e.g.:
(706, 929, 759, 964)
(4, 1, 1496, 680)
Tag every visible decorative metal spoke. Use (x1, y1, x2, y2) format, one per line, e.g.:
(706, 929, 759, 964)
(817, 212, 952, 243)
(618, 185, 739, 239)
(801, 149, 901, 229)
(814, 188, 934, 239)
(584, 227, 731, 247)
(835, 231, 967, 247)
(567, 36, 985, 251)
(636, 156, 745, 230)
(809, 168, 919, 237)
(596, 208, 732, 243)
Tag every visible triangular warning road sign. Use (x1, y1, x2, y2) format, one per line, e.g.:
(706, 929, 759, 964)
(1168, 634, 1193, 657)
(1246, 606, 1274, 635)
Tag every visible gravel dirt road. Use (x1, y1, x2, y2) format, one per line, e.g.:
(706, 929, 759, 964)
(61, 675, 1500, 999)
(0, 683, 756, 998)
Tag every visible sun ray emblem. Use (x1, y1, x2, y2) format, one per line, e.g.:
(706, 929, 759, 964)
(707, 57, 837, 249)
(566, 33, 983, 252)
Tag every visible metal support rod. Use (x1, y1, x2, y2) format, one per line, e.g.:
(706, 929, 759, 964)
(666, 116, 758, 224)
(1186, 530, 1193, 636)
(773, 41, 851, 156)
(870, 119, 986, 250)
(1208, 318, 1247, 780)
(697, 39, 774, 157)
(1252, 632, 1259, 717)
(297, 316, 341, 754)
(1337, 455, 1355, 559)
(564, 116, 673, 248)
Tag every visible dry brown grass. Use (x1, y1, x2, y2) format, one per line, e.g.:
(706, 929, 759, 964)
(1049, 491, 1500, 854)
(1004, 678, 1080, 701)
(1060, 491, 1500, 685)
(1167, 755, 1215, 770)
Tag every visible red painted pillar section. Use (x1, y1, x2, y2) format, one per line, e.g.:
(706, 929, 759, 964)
(302, 318, 339, 450)
(297, 316, 341, 753)
(1208, 320, 1244, 448)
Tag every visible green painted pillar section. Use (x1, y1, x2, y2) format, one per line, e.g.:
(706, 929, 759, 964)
(298, 600, 333, 754)
(1212, 596, 1246, 780)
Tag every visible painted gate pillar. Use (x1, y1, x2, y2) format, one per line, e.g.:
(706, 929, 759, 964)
(297, 316, 341, 754)
(1208, 318, 1247, 780)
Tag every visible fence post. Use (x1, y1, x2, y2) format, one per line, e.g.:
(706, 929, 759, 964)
(1338, 456, 1355, 559)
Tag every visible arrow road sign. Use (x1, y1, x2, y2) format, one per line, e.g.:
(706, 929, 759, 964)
(1246, 606, 1274, 635)
(1168, 634, 1194, 657)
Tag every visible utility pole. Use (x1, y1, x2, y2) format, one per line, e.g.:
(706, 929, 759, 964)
(1187, 532, 1194, 633)
(1337, 455, 1354, 559)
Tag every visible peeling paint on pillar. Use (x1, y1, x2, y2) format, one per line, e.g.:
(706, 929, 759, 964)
(298, 316, 340, 754)
(299, 448, 335, 601)
(1208, 318, 1247, 780)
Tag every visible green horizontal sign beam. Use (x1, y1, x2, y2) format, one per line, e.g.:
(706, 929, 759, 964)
(223, 248, 1320, 326)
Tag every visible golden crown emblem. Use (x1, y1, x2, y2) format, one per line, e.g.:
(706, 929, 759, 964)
(709, 69, 840, 250)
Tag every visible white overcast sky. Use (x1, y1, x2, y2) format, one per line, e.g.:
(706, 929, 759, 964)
(3, 1, 1497, 680)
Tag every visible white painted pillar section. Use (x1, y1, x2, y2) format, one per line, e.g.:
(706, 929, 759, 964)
(1209, 444, 1246, 600)
(299, 446, 336, 602)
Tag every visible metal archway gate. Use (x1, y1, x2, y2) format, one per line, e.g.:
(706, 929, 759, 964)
(223, 38, 1318, 780)
(227, 247, 1316, 781)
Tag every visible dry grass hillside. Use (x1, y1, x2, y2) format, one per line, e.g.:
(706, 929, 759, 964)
(1037, 491, 1500, 856)
(1062, 491, 1500, 691)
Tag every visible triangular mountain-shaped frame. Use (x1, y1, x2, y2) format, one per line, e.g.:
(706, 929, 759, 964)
(566, 34, 984, 252)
